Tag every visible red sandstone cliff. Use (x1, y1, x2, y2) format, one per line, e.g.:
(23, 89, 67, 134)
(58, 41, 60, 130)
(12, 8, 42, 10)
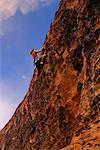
(0, 0, 100, 149)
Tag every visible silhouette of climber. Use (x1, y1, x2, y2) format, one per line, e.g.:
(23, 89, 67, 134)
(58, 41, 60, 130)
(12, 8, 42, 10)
(30, 47, 46, 75)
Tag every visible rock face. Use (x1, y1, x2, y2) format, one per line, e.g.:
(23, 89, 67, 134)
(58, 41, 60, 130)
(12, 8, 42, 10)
(0, 0, 100, 149)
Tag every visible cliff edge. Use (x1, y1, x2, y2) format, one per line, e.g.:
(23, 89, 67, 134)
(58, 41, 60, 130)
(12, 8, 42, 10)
(0, 0, 100, 149)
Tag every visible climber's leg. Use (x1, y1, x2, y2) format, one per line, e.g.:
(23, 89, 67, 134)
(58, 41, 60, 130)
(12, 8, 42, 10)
(36, 59, 43, 75)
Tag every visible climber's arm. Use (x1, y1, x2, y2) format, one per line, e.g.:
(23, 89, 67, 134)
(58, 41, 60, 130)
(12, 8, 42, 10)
(38, 47, 43, 52)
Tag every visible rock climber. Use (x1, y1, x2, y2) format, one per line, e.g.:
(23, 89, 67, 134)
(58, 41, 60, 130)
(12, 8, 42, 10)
(30, 47, 46, 75)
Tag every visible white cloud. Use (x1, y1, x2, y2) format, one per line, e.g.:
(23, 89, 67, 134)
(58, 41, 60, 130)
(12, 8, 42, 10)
(0, 0, 51, 20)
(21, 75, 30, 84)
(19, 0, 39, 14)
(21, 75, 27, 80)
(0, 0, 52, 37)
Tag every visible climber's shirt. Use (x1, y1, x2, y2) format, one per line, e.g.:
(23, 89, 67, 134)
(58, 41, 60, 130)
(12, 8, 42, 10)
(32, 51, 41, 64)
(32, 48, 47, 65)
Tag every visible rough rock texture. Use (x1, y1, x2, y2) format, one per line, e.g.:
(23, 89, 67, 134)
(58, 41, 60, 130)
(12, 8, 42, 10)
(0, 0, 100, 149)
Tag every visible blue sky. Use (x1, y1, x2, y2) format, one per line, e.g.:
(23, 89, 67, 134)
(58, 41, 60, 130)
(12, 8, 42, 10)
(0, 0, 60, 130)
